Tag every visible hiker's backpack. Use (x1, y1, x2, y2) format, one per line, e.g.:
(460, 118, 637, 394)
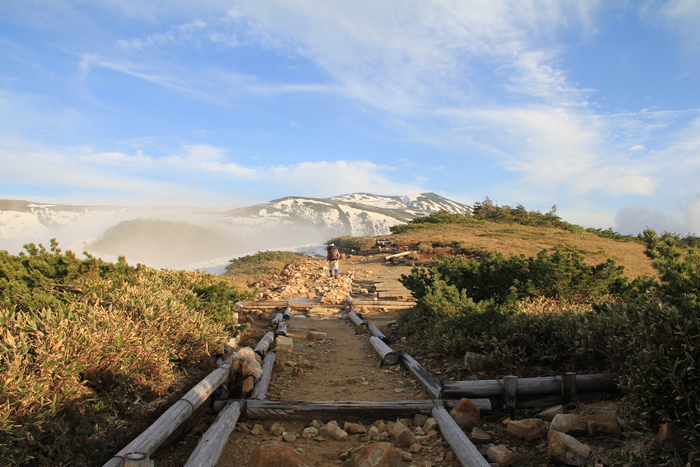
(328, 248, 339, 260)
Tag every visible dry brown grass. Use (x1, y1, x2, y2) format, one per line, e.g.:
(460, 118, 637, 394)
(390, 222, 655, 279)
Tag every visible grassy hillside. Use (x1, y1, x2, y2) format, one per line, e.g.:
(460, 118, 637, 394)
(390, 219, 655, 279)
(0, 241, 253, 465)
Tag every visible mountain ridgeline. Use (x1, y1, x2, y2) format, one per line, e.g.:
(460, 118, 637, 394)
(0, 193, 470, 268)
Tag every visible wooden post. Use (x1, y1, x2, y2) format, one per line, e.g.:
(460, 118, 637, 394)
(431, 403, 491, 467)
(282, 306, 291, 320)
(245, 400, 435, 420)
(184, 401, 242, 467)
(250, 353, 276, 400)
(369, 336, 399, 366)
(503, 375, 518, 411)
(254, 331, 275, 357)
(562, 372, 578, 406)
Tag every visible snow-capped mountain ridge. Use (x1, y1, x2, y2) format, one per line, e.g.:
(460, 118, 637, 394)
(0, 193, 470, 267)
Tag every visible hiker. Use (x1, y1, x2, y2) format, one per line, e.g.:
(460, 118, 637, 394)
(326, 243, 340, 277)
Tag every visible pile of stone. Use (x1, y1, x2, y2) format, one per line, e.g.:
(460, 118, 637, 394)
(238, 414, 457, 467)
(246, 258, 353, 305)
(449, 397, 624, 466)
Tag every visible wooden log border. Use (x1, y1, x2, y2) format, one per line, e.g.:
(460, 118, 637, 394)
(369, 336, 399, 366)
(431, 403, 491, 467)
(102, 363, 232, 467)
(442, 373, 618, 399)
(184, 401, 242, 467)
(243, 399, 437, 421)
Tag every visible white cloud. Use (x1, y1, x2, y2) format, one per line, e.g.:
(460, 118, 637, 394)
(267, 160, 421, 197)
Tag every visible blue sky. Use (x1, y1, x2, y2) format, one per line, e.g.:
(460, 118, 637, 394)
(1, 1, 700, 235)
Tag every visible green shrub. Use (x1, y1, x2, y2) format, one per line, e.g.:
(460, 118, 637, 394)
(401, 245, 628, 304)
(328, 236, 374, 251)
(0, 241, 252, 465)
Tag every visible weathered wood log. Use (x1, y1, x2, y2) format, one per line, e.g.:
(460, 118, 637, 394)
(236, 301, 289, 309)
(374, 285, 411, 291)
(369, 336, 399, 366)
(244, 399, 436, 420)
(123, 453, 150, 466)
(102, 365, 230, 467)
(366, 322, 387, 341)
(184, 401, 241, 467)
(276, 320, 288, 336)
(377, 291, 413, 298)
(350, 300, 416, 307)
(254, 331, 275, 357)
(400, 353, 442, 400)
(282, 306, 292, 320)
(431, 404, 491, 467)
(249, 353, 276, 400)
(501, 390, 613, 410)
(443, 398, 492, 414)
(347, 307, 365, 327)
(441, 373, 617, 399)
(271, 312, 284, 324)
(384, 251, 414, 261)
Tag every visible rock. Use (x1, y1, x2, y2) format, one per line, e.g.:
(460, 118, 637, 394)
(538, 405, 566, 422)
(242, 375, 256, 395)
(548, 430, 592, 466)
(550, 414, 586, 436)
(307, 330, 326, 341)
(470, 427, 492, 443)
(282, 432, 298, 443)
(269, 422, 285, 436)
(391, 423, 418, 448)
(251, 423, 265, 435)
(302, 427, 318, 439)
(347, 442, 402, 467)
(507, 418, 546, 441)
(275, 335, 294, 353)
(463, 351, 498, 373)
(423, 418, 438, 433)
(344, 422, 368, 434)
(486, 445, 516, 467)
(320, 421, 349, 441)
(413, 414, 430, 427)
(450, 398, 481, 429)
(251, 440, 312, 467)
(586, 415, 622, 438)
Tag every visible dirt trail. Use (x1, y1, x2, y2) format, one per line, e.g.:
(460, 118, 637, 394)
(265, 314, 424, 402)
(154, 254, 450, 467)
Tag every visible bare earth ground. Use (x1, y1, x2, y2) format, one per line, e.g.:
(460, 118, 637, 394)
(151, 253, 655, 467)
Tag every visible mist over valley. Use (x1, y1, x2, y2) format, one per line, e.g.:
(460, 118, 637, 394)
(0, 193, 469, 271)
